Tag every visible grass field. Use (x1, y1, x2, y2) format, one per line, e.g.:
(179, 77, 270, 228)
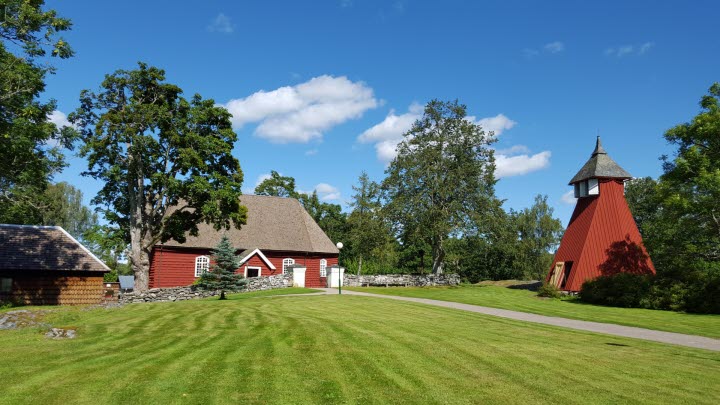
(1, 292, 719, 404)
(345, 285, 720, 338)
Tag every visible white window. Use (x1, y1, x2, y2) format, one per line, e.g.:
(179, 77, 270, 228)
(319, 259, 327, 277)
(282, 258, 295, 274)
(245, 266, 261, 278)
(195, 256, 210, 277)
(588, 178, 599, 195)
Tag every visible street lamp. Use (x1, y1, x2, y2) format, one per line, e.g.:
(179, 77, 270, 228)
(336, 242, 343, 294)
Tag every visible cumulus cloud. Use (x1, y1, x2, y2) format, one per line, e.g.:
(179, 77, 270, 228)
(207, 13, 234, 33)
(475, 114, 517, 136)
(495, 149, 551, 178)
(48, 110, 75, 129)
(359, 104, 518, 163)
(605, 42, 654, 57)
(314, 183, 341, 201)
(544, 41, 565, 53)
(224, 75, 378, 143)
(561, 190, 577, 205)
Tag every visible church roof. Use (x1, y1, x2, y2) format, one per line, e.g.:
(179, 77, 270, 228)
(161, 195, 340, 254)
(568, 137, 632, 185)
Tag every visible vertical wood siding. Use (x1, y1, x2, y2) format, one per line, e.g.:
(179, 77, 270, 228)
(548, 179, 655, 291)
(150, 247, 338, 288)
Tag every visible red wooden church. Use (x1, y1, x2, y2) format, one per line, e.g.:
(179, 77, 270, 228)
(149, 195, 339, 288)
(547, 137, 655, 291)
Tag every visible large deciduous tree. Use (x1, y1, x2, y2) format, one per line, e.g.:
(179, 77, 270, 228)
(382, 100, 498, 274)
(70, 63, 247, 292)
(0, 0, 74, 222)
(254, 171, 299, 198)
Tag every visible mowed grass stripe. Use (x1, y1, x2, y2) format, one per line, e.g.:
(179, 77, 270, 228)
(0, 295, 718, 404)
(347, 285, 720, 338)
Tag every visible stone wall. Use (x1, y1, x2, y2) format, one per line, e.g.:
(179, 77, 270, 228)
(119, 273, 292, 304)
(343, 273, 460, 287)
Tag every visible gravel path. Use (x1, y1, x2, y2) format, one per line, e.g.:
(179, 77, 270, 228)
(317, 288, 720, 352)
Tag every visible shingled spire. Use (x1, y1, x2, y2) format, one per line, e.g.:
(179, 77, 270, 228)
(568, 136, 631, 185)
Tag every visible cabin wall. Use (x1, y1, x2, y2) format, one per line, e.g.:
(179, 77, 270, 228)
(149, 246, 338, 288)
(0, 270, 107, 305)
(548, 179, 655, 291)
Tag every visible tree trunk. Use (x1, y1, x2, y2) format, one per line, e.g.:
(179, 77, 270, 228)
(219, 290, 226, 300)
(431, 238, 445, 274)
(357, 255, 363, 278)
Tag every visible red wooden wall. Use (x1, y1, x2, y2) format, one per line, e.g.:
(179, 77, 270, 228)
(548, 179, 655, 291)
(149, 246, 338, 288)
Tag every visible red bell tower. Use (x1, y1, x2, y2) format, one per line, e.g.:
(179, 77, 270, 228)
(547, 137, 655, 291)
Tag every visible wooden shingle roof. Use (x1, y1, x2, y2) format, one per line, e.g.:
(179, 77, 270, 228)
(162, 195, 340, 254)
(568, 137, 632, 185)
(0, 225, 110, 272)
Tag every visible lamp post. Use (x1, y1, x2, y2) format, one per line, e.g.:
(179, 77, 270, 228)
(336, 242, 343, 295)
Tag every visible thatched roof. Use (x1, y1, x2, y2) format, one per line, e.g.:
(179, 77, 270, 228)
(0, 225, 110, 272)
(569, 137, 632, 185)
(162, 195, 340, 254)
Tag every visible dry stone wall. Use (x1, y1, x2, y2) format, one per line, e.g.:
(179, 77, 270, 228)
(119, 274, 292, 304)
(343, 273, 460, 287)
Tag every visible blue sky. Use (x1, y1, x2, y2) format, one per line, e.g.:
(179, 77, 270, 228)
(45, 0, 720, 225)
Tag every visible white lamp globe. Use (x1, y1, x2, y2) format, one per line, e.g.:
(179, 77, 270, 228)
(336, 242, 344, 249)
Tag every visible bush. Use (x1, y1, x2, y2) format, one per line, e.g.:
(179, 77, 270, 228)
(580, 273, 651, 307)
(537, 283, 562, 298)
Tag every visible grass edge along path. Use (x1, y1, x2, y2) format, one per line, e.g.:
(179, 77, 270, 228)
(1, 295, 719, 404)
(344, 285, 720, 339)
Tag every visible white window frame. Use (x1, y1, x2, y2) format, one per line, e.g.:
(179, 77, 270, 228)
(195, 256, 210, 277)
(319, 259, 327, 277)
(282, 258, 295, 274)
(245, 266, 261, 278)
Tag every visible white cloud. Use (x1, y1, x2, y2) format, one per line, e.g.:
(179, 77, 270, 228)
(605, 42, 654, 57)
(495, 150, 551, 178)
(561, 190, 577, 205)
(314, 183, 341, 201)
(544, 41, 565, 53)
(48, 110, 75, 129)
(475, 114, 517, 136)
(207, 13, 234, 34)
(305, 149, 318, 156)
(224, 75, 378, 143)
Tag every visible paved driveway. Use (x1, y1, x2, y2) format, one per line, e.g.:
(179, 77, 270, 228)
(317, 288, 720, 352)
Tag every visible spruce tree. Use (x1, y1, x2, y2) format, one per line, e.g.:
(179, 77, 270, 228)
(197, 235, 246, 299)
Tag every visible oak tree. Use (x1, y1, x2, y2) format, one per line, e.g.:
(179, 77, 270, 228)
(70, 63, 247, 292)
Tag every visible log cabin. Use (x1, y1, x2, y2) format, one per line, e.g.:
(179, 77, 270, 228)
(0, 224, 110, 305)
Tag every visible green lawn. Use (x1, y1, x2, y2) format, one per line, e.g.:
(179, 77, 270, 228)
(206, 287, 323, 300)
(346, 285, 720, 338)
(1, 294, 719, 404)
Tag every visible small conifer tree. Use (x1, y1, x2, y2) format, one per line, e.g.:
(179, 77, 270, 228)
(196, 235, 246, 299)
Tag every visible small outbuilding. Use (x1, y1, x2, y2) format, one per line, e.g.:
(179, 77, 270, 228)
(0, 224, 110, 305)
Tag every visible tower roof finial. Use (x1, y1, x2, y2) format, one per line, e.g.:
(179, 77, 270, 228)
(593, 135, 607, 156)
